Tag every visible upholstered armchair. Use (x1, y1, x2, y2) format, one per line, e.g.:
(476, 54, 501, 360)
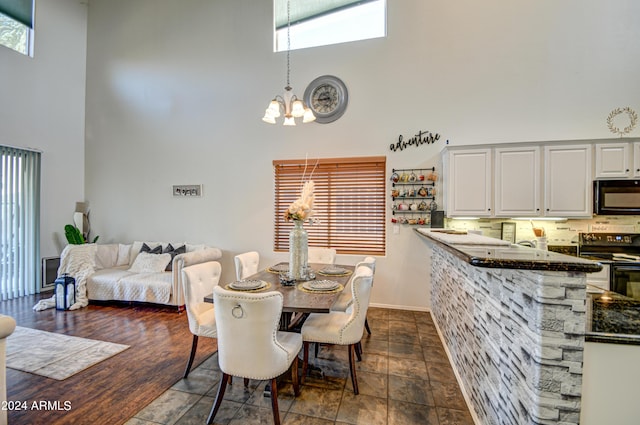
(307, 247, 336, 264)
(301, 265, 374, 395)
(0, 314, 16, 425)
(208, 286, 301, 425)
(234, 251, 260, 280)
(181, 261, 222, 378)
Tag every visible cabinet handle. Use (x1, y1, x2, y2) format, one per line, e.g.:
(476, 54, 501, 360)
(488, 208, 491, 211)
(536, 208, 540, 211)
(626, 169, 630, 172)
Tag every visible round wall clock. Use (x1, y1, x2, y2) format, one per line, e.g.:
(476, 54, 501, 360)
(304, 75, 348, 124)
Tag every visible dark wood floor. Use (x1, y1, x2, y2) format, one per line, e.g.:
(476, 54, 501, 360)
(1, 293, 217, 425)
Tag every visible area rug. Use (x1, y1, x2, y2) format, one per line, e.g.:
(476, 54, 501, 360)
(6, 326, 130, 380)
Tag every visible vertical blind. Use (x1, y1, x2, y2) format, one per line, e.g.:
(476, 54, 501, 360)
(0, 0, 34, 28)
(274, 156, 386, 255)
(1, 145, 40, 300)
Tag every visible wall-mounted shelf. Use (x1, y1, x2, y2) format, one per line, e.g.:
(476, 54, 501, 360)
(390, 167, 438, 225)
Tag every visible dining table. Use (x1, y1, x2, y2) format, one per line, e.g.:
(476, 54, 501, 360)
(204, 262, 356, 329)
(204, 262, 356, 396)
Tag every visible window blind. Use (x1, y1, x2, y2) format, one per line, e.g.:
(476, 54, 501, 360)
(0, 0, 34, 28)
(274, 156, 386, 255)
(1, 145, 40, 300)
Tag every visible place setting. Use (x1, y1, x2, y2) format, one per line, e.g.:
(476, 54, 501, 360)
(267, 262, 289, 274)
(297, 279, 344, 294)
(225, 279, 271, 292)
(317, 265, 352, 277)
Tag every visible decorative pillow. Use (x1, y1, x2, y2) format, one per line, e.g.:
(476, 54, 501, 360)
(163, 243, 186, 271)
(116, 244, 132, 266)
(95, 244, 119, 269)
(140, 243, 163, 255)
(128, 252, 171, 273)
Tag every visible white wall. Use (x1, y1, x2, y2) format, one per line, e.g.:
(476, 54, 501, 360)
(26, 0, 639, 309)
(0, 0, 88, 261)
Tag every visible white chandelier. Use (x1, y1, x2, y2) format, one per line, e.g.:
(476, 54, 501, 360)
(262, 0, 315, 126)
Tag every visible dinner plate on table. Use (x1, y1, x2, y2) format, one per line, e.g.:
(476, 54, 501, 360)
(319, 266, 347, 275)
(269, 263, 289, 273)
(302, 280, 340, 291)
(228, 279, 267, 291)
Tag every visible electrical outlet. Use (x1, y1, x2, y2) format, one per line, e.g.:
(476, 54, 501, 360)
(173, 185, 202, 197)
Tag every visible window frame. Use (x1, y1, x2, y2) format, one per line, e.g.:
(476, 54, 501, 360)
(273, 156, 386, 256)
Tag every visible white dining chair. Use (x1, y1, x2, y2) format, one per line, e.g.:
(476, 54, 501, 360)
(234, 251, 260, 280)
(331, 256, 376, 335)
(307, 247, 336, 264)
(301, 265, 374, 395)
(207, 286, 302, 425)
(181, 261, 222, 378)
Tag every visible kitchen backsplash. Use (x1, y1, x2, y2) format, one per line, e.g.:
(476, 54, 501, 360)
(445, 216, 640, 246)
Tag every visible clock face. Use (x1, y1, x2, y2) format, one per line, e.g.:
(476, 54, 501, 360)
(311, 84, 339, 114)
(304, 75, 348, 123)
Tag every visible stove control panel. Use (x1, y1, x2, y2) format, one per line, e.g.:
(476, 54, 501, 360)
(579, 233, 638, 246)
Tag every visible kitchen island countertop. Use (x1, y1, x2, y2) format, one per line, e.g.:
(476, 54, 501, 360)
(415, 228, 602, 273)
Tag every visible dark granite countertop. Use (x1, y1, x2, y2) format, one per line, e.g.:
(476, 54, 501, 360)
(586, 289, 640, 345)
(415, 229, 602, 273)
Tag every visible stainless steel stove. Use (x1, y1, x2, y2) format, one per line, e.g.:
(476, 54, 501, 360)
(579, 233, 640, 300)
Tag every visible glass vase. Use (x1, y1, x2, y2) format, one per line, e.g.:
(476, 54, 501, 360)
(289, 220, 308, 281)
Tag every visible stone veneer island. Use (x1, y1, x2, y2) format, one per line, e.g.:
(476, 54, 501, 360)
(415, 229, 602, 425)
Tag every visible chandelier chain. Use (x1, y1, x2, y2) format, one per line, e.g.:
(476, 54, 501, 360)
(286, 0, 291, 87)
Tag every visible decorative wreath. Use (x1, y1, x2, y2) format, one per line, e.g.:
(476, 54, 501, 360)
(606, 107, 638, 136)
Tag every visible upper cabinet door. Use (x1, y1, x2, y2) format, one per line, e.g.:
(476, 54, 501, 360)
(544, 144, 592, 217)
(494, 146, 541, 217)
(634, 142, 640, 178)
(447, 149, 492, 217)
(594, 143, 631, 178)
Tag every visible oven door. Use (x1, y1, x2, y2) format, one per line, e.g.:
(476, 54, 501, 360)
(611, 263, 640, 300)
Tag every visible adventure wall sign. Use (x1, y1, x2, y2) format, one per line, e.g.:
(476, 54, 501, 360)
(389, 129, 443, 152)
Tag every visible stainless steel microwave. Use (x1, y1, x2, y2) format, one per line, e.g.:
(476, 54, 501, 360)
(594, 179, 640, 215)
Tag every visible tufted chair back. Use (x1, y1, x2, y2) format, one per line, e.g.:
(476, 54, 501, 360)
(308, 247, 336, 264)
(234, 251, 260, 280)
(337, 265, 374, 344)
(182, 261, 221, 337)
(213, 286, 296, 380)
(357, 256, 376, 275)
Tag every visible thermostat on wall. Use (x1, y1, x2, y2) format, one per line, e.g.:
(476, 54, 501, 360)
(173, 185, 202, 197)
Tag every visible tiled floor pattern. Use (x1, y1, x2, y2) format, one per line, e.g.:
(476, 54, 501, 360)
(125, 308, 474, 425)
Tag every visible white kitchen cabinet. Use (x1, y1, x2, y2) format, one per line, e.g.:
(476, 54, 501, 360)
(446, 148, 492, 217)
(494, 146, 541, 216)
(594, 142, 631, 178)
(634, 142, 640, 178)
(544, 144, 592, 217)
(594, 140, 640, 179)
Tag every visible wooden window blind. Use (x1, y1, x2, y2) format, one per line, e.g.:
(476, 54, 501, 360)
(274, 156, 386, 255)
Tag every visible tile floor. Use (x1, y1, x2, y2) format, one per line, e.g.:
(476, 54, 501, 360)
(125, 308, 474, 425)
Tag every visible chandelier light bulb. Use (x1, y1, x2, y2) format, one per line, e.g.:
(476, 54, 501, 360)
(283, 115, 296, 126)
(291, 99, 305, 118)
(303, 107, 316, 123)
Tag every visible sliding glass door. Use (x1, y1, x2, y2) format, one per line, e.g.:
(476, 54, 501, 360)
(1, 145, 40, 300)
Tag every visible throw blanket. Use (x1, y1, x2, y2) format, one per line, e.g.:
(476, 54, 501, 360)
(33, 244, 97, 311)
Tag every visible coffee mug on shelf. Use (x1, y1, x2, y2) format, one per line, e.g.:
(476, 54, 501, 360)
(391, 172, 400, 183)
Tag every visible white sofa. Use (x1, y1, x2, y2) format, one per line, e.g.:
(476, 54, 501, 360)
(83, 241, 222, 309)
(0, 314, 16, 425)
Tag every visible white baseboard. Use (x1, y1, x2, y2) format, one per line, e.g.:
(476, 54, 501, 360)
(369, 302, 429, 312)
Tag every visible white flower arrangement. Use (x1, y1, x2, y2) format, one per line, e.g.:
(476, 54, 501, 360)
(284, 180, 316, 222)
